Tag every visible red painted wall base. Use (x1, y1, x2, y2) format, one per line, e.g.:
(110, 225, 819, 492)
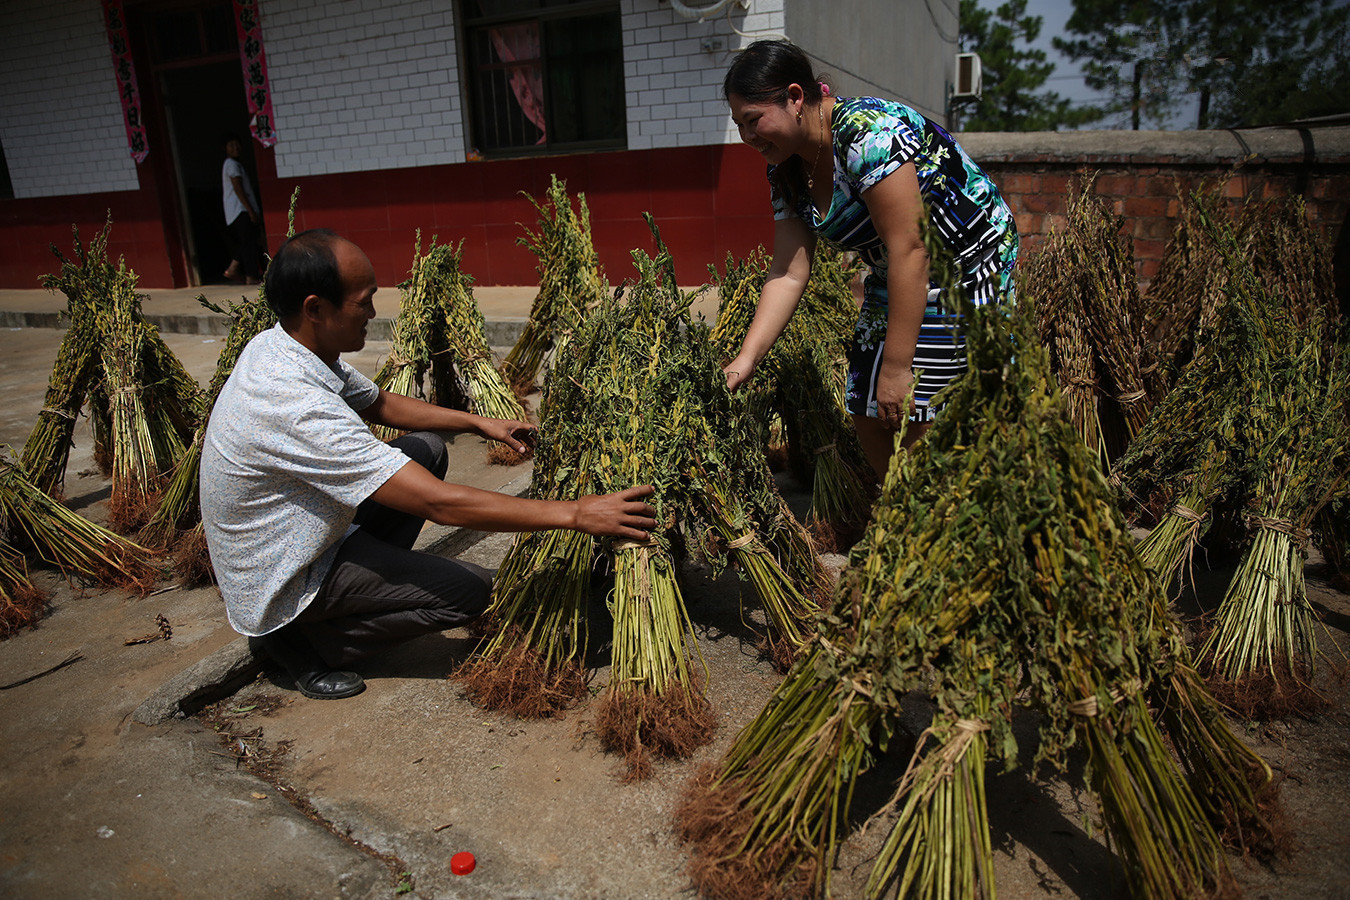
(0, 145, 777, 290)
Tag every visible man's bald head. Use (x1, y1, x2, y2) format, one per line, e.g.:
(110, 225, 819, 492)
(264, 228, 348, 321)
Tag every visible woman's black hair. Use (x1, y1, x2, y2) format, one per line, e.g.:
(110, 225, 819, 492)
(723, 40, 828, 211)
(264, 228, 344, 320)
(722, 39, 823, 106)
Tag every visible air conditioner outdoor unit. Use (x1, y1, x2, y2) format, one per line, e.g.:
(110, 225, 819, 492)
(953, 52, 982, 100)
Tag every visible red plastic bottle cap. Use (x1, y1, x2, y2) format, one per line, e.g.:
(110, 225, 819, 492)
(451, 851, 476, 875)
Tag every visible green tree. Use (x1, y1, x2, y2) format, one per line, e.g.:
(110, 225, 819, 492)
(1054, 0, 1350, 129)
(955, 0, 1103, 131)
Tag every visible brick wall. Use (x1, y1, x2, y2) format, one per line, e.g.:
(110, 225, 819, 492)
(958, 128, 1350, 293)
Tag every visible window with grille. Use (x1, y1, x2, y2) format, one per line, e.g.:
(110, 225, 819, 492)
(460, 0, 626, 157)
(0, 138, 12, 200)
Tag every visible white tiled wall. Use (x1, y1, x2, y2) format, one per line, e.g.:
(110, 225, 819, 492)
(0, 0, 912, 195)
(264, 0, 466, 178)
(0, 0, 141, 198)
(621, 0, 786, 151)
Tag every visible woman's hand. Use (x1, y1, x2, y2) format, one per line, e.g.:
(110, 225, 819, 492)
(477, 417, 537, 453)
(874, 362, 916, 430)
(723, 354, 756, 392)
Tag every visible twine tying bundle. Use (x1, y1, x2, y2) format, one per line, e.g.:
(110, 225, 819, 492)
(1169, 503, 1207, 524)
(872, 715, 993, 828)
(1067, 680, 1141, 717)
(1246, 513, 1310, 545)
(1116, 389, 1147, 404)
(814, 443, 836, 456)
(727, 532, 758, 550)
(457, 349, 493, 367)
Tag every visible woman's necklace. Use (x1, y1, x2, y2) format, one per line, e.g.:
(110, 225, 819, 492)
(806, 103, 827, 191)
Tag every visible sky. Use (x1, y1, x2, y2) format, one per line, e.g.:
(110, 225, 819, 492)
(1013, 0, 1202, 129)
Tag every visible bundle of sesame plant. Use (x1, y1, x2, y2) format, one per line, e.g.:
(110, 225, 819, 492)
(693, 462, 822, 672)
(707, 249, 784, 462)
(1051, 291, 1108, 463)
(1121, 202, 1347, 717)
(1195, 314, 1349, 704)
(370, 232, 449, 442)
(1238, 195, 1340, 333)
(429, 240, 532, 464)
(96, 257, 199, 532)
(708, 247, 873, 544)
(21, 218, 201, 532)
(0, 451, 158, 594)
(1120, 307, 1251, 586)
(502, 174, 608, 394)
(679, 234, 1276, 899)
(773, 332, 874, 550)
(457, 312, 607, 717)
(0, 541, 47, 638)
(584, 235, 721, 778)
(1022, 178, 1152, 468)
(1021, 227, 1104, 466)
(1113, 230, 1257, 581)
(459, 232, 705, 738)
(1139, 180, 1231, 398)
(696, 281, 833, 664)
(461, 219, 826, 776)
(20, 226, 107, 497)
(766, 250, 863, 493)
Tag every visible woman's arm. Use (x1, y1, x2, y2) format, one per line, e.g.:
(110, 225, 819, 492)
(862, 161, 929, 428)
(723, 216, 817, 391)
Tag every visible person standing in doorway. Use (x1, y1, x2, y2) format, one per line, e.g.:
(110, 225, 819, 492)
(221, 132, 263, 284)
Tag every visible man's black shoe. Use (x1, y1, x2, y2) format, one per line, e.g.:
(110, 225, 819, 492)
(255, 631, 366, 700)
(293, 669, 365, 700)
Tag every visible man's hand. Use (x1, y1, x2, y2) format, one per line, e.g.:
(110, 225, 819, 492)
(476, 418, 537, 454)
(574, 485, 657, 539)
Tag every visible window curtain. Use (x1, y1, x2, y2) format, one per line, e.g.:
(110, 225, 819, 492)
(489, 23, 546, 143)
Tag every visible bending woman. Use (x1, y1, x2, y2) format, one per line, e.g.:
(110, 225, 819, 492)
(721, 39, 1019, 477)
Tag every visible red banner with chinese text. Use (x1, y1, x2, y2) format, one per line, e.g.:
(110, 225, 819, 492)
(101, 0, 148, 163)
(233, 0, 278, 147)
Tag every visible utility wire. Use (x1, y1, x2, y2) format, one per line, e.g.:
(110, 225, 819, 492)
(922, 0, 960, 43)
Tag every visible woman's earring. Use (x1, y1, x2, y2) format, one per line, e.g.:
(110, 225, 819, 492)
(796, 110, 802, 123)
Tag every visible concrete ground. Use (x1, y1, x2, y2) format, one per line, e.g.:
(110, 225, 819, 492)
(1, 286, 1348, 899)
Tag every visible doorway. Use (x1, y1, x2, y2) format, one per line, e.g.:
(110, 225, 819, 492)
(131, 0, 260, 286)
(160, 60, 257, 284)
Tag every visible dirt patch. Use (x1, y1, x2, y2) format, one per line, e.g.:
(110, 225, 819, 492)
(198, 692, 414, 892)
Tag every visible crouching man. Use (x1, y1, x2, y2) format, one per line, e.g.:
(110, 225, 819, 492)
(200, 228, 655, 699)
